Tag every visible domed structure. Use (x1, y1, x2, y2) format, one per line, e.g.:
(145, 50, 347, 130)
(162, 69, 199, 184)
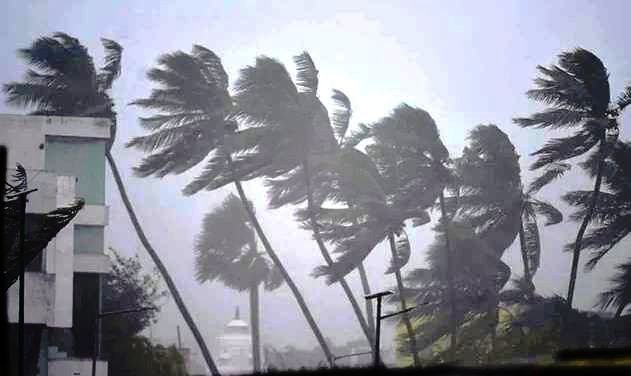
(217, 307, 252, 374)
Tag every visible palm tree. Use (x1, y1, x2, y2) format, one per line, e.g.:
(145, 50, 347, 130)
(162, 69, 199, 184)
(194, 194, 283, 372)
(2, 33, 221, 374)
(514, 48, 628, 307)
(564, 141, 631, 317)
(129, 46, 335, 365)
(312, 105, 456, 365)
(401, 125, 525, 363)
(231, 52, 375, 350)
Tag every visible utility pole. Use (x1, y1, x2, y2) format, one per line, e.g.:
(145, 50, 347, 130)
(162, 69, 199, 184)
(177, 325, 182, 349)
(365, 290, 419, 368)
(8, 186, 37, 376)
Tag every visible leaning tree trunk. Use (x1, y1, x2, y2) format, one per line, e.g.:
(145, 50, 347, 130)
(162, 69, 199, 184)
(250, 282, 261, 373)
(106, 152, 221, 375)
(387, 233, 420, 367)
(357, 263, 375, 334)
(231, 175, 335, 366)
(438, 190, 457, 363)
(303, 161, 376, 351)
(567, 141, 607, 308)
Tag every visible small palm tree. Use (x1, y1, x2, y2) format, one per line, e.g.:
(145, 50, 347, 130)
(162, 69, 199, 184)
(514, 48, 627, 307)
(232, 52, 374, 350)
(130, 46, 335, 365)
(3, 33, 220, 374)
(194, 194, 283, 372)
(564, 141, 631, 317)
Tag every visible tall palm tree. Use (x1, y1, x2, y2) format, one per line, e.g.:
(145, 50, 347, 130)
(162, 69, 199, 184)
(129, 46, 335, 365)
(564, 141, 631, 317)
(231, 52, 375, 350)
(514, 48, 628, 307)
(2, 33, 221, 375)
(194, 194, 283, 372)
(312, 105, 455, 365)
(402, 125, 524, 363)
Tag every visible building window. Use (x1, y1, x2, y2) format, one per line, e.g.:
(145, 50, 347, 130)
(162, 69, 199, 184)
(72, 273, 100, 358)
(74, 225, 104, 254)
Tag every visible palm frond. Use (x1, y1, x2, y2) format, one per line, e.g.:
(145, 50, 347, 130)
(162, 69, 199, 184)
(233, 56, 300, 127)
(98, 38, 123, 91)
(530, 199, 563, 226)
(343, 123, 372, 147)
(513, 108, 586, 129)
(527, 162, 571, 194)
(293, 52, 318, 94)
(596, 260, 631, 315)
(192, 44, 229, 90)
(530, 129, 599, 170)
(522, 215, 542, 277)
(385, 232, 411, 274)
(331, 89, 352, 143)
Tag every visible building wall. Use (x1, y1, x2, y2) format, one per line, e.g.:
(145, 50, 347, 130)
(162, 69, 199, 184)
(2, 114, 111, 376)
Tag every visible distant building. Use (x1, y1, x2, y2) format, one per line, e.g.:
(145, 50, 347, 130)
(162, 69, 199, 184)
(217, 306, 254, 374)
(2, 115, 111, 376)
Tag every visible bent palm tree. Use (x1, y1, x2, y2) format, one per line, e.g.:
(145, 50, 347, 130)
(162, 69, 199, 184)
(514, 48, 628, 307)
(194, 194, 283, 372)
(313, 105, 455, 365)
(232, 52, 374, 351)
(3, 33, 221, 374)
(129, 46, 334, 364)
(564, 141, 631, 317)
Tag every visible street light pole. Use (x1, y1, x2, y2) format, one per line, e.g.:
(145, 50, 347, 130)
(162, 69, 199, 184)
(91, 307, 157, 376)
(365, 290, 420, 368)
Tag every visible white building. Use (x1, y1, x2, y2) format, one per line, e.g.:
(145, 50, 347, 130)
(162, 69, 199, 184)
(217, 307, 254, 375)
(2, 114, 111, 376)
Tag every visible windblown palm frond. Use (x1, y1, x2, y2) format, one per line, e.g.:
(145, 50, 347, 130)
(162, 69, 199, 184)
(563, 141, 631, 271)
(129, 45, 236, 180)
(597, 260, 631, 317)
(330, 89, 352, 143)
(3, 198, 84, 291)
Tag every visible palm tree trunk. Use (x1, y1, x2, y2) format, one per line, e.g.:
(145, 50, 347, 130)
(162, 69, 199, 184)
(230, 176, 335, 367)
(518, 217, 531, 283)
(302, 161, 375, 351)
(250, 282, 261, 373)
(105, 151, 221, 376)
(387, 233, 420, 367)
(567, 142, 607, 308)
(357, 263, 375, 334)
(438, 190, 457, 362)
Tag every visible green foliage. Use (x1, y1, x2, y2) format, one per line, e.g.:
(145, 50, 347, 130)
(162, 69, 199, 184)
(102, 249, 164, 342)
(106, 336, 188, 376)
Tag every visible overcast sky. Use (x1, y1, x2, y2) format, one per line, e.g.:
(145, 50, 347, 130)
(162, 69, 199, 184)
(3, 0, 631, 362)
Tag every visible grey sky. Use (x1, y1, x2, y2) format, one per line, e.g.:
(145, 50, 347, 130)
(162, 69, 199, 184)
(2, 0, 631, 359)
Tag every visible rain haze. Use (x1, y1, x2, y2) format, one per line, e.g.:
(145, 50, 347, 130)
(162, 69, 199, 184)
(3, 0, 631, 373)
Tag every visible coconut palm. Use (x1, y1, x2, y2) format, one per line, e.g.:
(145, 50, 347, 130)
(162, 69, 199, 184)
(231, 52, 375, 350)
(312, 105, 457, 365)
(194, 194, 283, 372)
(401, 125, 525, 363)
(129, 46, 335, 365)
(513, 48, 629, 307)
(2, 33, 220, 375)
(564, 141, 631, 317)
